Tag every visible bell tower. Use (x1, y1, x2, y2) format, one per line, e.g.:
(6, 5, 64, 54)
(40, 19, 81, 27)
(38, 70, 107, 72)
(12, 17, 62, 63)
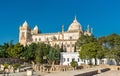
(19, 21, 31, 46)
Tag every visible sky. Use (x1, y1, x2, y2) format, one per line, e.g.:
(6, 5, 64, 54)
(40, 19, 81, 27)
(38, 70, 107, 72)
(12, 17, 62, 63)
(0, 0, 120, 45)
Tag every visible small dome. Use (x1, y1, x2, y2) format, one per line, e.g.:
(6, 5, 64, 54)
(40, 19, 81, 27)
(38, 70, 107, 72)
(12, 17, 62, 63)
(68, 16, 83, 32)
(23, 21, 28, 27)
(34, 25, 38, 30)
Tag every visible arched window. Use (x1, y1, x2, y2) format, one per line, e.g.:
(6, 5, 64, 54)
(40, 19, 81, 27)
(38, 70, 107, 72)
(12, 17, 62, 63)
(78, 58, 80, 62)
(39, 38, 41, 41)
(31, 38, 33, 41)
(35, 38, 37, 41)
(64, 58, 66, 62)
(72, 44, 74, 47)
(46, 37, 49, 41)
(70, 36, 72, 40)
(53, 36, 57, 40)
(67, 44, 70, 47)
(67, 58, 69, 62)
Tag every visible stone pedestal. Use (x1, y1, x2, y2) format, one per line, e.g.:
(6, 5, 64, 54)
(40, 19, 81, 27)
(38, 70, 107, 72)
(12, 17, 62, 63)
(5, 69, 9, 73)
(16, 68, 20, 72)
(27, 70, 33, 76)
(10, 67, 14, 73)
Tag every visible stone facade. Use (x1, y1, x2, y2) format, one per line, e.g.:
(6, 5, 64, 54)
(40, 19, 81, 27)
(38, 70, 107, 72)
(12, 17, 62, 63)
(19, 16, 92, 52)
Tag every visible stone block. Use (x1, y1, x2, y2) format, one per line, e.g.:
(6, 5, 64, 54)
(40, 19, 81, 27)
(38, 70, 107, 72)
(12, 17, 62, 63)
(27, 70, 33, 76)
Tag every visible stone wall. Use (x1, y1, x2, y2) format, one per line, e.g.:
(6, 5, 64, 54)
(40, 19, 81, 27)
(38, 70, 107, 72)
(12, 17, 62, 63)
(0, 58, 24, 64)
(32, 64, 78, 72)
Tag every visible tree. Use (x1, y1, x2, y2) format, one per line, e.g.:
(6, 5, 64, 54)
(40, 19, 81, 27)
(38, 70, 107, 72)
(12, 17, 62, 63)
(23, 43, 37, 62)
(98, 36, 107, 46)
(9, 43, 23, 58)
(76, 34, 109, 65)
(2, 43, 10, 58)
(76, 35, 96, 50)
(35, 42, 44, 64)
(0, 46, 6, 58)
(104, 34, 120, 65)
(0, 41, 14, 58)
(22, 42, 60, 64)
(80, 42, 102, 65)
(8, 40, 14, 57)
(47, 46, 60, 65)
(35, 42, 52, 64)
(106, 34, 120, 48)
(97, 36, 109, 64)
(43, 44, 51, 57)
(70, 59, 78, 70)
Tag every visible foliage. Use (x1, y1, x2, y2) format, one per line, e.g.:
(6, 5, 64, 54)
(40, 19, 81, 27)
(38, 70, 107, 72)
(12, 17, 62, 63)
(34, 42, 59, 64)
(0, 47, 7, 58)
(23, 43, 37, 61)
(77, 34, 120, 65)
(80, 42, 102, 65)
(0, 41, 58, 65)
(106, 34, 120, 48)
(4, 63, 9, 69)
(8, 43, 24, 58)
(76, 35, 96, 49)
(22, 42, 60, 65)
(35, 43, 44, 64)
(78, 35, 103, 65)
(48, 47, 60, 64)
(70, 59, 78, 69)
(0, 43, 9, 58)
(98, 33, 120, 65)
(0, 40, 14, 58)
(12, 64, 20, 69)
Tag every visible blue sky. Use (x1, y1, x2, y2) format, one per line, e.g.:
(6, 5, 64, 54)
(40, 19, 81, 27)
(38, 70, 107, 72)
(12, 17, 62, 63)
(0, 0, 120, 44)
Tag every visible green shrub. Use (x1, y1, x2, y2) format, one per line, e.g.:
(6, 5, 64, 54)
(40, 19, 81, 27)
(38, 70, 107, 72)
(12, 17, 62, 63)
(4, 63, 9, 69)
(70, 60, 78, 69)
(12, 64, 20, 69)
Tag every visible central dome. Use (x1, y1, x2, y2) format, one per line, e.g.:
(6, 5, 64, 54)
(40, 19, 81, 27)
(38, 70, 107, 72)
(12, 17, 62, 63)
(68, 16, 83, 32)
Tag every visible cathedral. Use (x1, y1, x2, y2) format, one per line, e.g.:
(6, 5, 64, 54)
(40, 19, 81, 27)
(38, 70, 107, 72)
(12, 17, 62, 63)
(19, 16, 92, 52)
(19, 16, 93, 65)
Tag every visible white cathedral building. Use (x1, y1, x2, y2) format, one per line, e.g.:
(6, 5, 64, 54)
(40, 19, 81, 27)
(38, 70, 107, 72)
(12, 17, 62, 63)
(19, 16, 93, 65)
